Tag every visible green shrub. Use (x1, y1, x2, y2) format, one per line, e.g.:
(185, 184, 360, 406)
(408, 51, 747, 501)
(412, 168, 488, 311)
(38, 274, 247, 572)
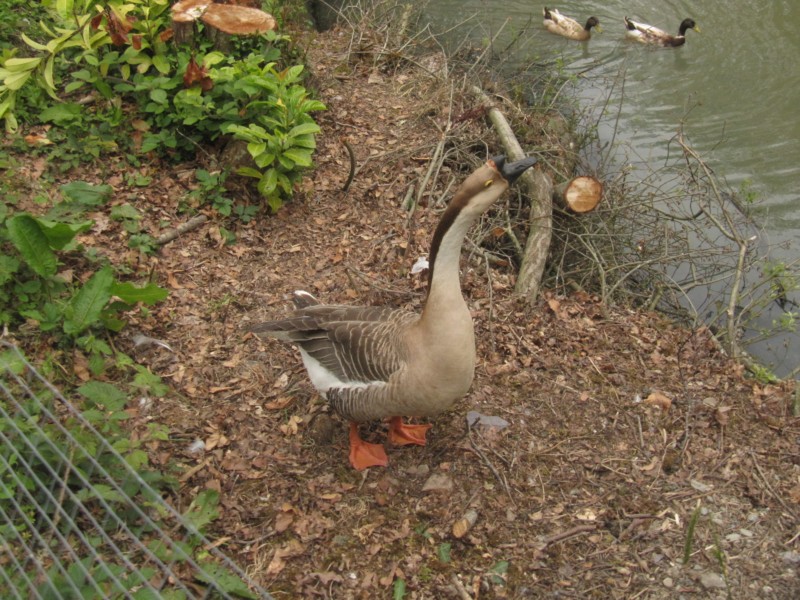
(0, 184, 168, 372)
(0, 1, 325, 211)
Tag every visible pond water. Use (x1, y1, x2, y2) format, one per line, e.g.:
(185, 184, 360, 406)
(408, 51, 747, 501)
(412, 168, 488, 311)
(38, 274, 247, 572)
(423, 0, 800, 375)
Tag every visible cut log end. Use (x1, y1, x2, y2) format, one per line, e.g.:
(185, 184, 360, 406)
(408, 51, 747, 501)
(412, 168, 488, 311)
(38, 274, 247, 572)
(555, 176, 603, 213)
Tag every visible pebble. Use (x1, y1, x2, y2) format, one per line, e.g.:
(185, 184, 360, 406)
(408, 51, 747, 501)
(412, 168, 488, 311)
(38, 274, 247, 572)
(699, 571, 726, 590)
(422, 472, 454, 493)
(781, 551, 800, 564)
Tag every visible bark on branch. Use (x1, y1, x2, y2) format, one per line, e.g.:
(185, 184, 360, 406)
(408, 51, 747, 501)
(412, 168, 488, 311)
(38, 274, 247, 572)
(156, 214, 208, 247)
(471, 86, 552, 303)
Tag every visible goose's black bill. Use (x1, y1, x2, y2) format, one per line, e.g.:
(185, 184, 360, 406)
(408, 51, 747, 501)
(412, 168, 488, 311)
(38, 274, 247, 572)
(499, 156, 537, 184)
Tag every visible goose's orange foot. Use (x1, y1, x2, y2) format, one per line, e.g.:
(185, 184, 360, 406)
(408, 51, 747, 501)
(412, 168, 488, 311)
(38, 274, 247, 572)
(349, 422, 389, 470)
(388, 416, 432, 446)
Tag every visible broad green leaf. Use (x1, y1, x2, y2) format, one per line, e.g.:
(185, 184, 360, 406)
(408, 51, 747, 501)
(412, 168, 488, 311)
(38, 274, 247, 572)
(283, 148, 313, 167)
(392, 578, 406, 600)
(43, 55, 55, 92)
(202, 51, 226, 67)
(55, 0, 74, 20)
(111, 281, 169, 305)
(0, 349, 26, 375)
(21, 33, 49, 52)
(109, 204, 141, 221)
(257, 169, 278, 195)
(287, 122, 320, 138)
(266, 195, 283, 213)
(2, 70, 33, 91)
(35, 218, 93, 249)
(136, 59, 153, 75)
(437, 542, 452, 563)
(150, 88, 168, 104)
(125, 449, 149, 470)
(63, 266, 114, 335)
(488, 560, 509, 585)
(133, 367, 168, 397)
(254, 152, 276, 169)
(152, 54, 170, 75)
(302, 99, 327, 112)
(100, 311, 127, 332)
(39, 21, 57, 39)
(276, 172, 293, 194)
(6, 214, 57, 277)
(78, 380, 127, 411)
(290, 134, 317, 150)
(75, 483, 125, 504)
(183, 489, 220, 532)
(46, 26, 81, 54)
(282, 64, 304, 82)
(60, 181, 113, 206)
(195, 563, 257, 600)
(80, 407, 105, 424)
(39, 103, 83, 125)
(236, 166, 263, 179)
(246, 141, 266, 159)
(2, 57, 42, 72)
(277, 153, 295, 170)
(0, 254, 20, 285)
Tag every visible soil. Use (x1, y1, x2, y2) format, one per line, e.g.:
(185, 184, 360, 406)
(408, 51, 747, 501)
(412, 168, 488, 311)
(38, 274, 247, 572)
(9, 25, 800, 600)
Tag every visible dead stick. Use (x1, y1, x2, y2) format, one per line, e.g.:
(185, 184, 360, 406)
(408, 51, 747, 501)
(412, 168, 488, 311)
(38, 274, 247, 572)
(469, 434, 515, 505)
(179, 457, 212, 483)
(470, 85, 552, 303)
(543, 524, 598, 547)
(450, 575, 473, 600)
(749, 451, 798, 519)
(341, 138, 356, 193)
(156, 214, 208, 247)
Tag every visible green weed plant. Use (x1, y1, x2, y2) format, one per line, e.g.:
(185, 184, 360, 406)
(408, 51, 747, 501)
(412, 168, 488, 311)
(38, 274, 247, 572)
(1, 0, 325, 212)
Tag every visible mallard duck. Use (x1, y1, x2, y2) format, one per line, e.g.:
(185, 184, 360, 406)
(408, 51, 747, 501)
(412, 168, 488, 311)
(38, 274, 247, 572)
(624, 17, 700, 47)
(542, 7, 602, 41)
(250, 156, 537, 470)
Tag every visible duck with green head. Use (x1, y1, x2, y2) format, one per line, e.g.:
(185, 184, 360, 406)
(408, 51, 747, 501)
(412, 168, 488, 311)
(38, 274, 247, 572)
(624, 16, 700, 47)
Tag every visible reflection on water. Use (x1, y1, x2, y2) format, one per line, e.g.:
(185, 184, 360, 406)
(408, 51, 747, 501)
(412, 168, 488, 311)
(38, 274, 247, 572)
(425, 0, 800, 236)
(423, 0, 800, 374)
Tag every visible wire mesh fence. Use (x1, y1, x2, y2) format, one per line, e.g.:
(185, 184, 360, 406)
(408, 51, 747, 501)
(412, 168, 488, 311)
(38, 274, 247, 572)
(0, 340, 272, 600)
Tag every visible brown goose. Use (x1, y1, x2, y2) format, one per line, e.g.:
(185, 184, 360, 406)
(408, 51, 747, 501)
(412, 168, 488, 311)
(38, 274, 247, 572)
(249, 155, 537, 469)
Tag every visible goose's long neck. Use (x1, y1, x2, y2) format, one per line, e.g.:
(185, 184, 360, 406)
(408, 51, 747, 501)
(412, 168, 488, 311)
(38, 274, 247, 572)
(423, 206, 479, 315)
(419, 156, 536, 323)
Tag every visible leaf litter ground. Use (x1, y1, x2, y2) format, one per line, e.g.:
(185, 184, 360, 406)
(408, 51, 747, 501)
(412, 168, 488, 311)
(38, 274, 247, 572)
(11, 27, 800, 600)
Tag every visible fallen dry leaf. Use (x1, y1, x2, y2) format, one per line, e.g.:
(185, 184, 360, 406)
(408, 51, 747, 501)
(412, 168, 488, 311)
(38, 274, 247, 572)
(266, 539, 304, 576)
(265, 396, 293, 410)
(645, 391, 672, 412)
(24, 134, 53, 146)
(280, 415, 303, 436)
(274, 511, 294, 533)
(204, 431, 229, 450)
(452, 509, 478, 539)
(638, 456, 660, 472)
(73, 350, 91, 382)
(715, 406, 732, 426)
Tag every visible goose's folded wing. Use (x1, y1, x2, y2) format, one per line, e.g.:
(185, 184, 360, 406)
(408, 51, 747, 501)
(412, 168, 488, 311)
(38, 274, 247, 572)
(250, 305, 418, 383)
